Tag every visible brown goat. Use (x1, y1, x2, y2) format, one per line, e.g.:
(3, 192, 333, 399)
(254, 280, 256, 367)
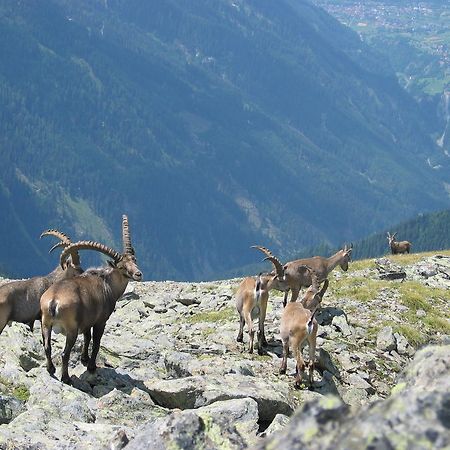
(0, 230, 82, 334)
(40, 215, 142, 384)
(253, 245, 351, 306)
(236, 254, 288, 354)
(387, 232, 411, 255)
(279, 268, 326, 388)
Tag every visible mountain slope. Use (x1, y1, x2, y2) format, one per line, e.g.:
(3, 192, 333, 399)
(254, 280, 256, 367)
(0, 0, 449, 280)
(353, 208, 450, 260)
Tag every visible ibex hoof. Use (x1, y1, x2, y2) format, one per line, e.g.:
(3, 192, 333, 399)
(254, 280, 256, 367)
(80, 356, 89, 366)
(279, 367, 286, 375)
(87, 363, 97, 373)
(61, 375, 72, 385)
(258, 347, 265, 356)
(236, 335, 243, 343)
(47, 364, 56, 376)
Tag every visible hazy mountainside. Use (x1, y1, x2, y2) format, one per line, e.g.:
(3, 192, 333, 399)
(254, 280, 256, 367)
(0, 0, 449, 281)
(311, 0, 450, 152)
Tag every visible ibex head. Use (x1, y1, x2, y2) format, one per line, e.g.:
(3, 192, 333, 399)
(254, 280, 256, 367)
(301, 267, 329, 310)
(387, 232, 397, 246)
(339, 243, 353, 271)
(59, 215, 142, 281)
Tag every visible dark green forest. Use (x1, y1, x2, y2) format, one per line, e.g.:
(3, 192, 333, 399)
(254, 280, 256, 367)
(0, 0, 449, 280)
(354, 209, 450, 260)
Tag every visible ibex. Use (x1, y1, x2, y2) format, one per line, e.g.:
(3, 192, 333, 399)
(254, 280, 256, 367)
(40, 215, 142, 384)
(387, 232, 411, 255)
(236, 252, 288, 354)
(0, 230, 82, 334)
(279, 268, 326, 388)
(253, 244, 352, 306)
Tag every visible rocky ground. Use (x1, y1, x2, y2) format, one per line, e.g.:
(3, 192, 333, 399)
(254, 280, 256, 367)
(0, 252, 449, 449)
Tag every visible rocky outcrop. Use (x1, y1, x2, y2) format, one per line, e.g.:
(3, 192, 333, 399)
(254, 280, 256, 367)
(0, 254, 448, 448)
(255, 344, 450, 450)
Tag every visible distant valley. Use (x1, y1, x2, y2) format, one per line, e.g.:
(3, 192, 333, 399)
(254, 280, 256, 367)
(0, 0, 449, 281)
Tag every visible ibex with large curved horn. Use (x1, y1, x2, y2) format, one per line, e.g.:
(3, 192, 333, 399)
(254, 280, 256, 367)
(387, 232, 411, 255)
(40, 215, 142, 384)
(253, 244, 352, 306)
(235, 247, 289, 354)
(0, 229, 82, 334)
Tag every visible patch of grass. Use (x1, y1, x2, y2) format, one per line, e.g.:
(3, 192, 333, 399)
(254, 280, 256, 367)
(347, 258, 376, 272)
(387, 249, 450, 266)
(12, 385, 30, 402)
(394, 324, 426, 347)
(187, 308, 235, 324)
(332, 277, 387, 302)
(423, 314, 450, 335)
(200, 327, 215, 337)
(201, 284, 218, 293)
(398, 282, 448, 312)
(0, 376, 30, 402)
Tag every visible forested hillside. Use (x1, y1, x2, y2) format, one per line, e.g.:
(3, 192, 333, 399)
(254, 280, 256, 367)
(0, 0, 449, 280)
(353, 209, 450, 259)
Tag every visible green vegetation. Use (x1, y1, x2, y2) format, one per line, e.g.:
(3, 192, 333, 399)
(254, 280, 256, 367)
(313, 0, 450, 98)
(12, 385, 30, 402)
(351, 210, 450, 261)
(331, 250, 450, 347)
(0, 376, 30, 402)
(333, 277, 386, 303)
(394, 324, 427, 347)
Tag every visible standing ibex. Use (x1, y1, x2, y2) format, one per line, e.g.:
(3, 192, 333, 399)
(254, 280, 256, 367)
(253, 245, 352, 306)
(236, 251, 288, 354)
(387, 232, 411, 255)
(40, 215, 142, 384)
(0, 230, 82, 334)
(279, 268, 326, 388)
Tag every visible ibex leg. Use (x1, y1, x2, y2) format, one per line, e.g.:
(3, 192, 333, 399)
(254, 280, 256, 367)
(81, 329, 91, 365)
(61, 331, 78, 384)
(88, 323, 105, 372)
(42, 324, 56, 375)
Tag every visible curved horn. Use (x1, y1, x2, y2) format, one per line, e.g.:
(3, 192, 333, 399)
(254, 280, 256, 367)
(263, 256, 285, 279)
(251, 245, 276, 259)
(60, 240, 121, 269)
(122, 215, 135, 255)
(40, 229, 72, 244)
(251, 246, 284, 278)
(49, 241, 68, 253)
(41, 229, 81, 267)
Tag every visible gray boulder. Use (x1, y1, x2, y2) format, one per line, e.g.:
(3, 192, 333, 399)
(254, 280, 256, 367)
(144, 374, 293, 422)
(254, 345, 450, 450)
(376, 326, 396, 352)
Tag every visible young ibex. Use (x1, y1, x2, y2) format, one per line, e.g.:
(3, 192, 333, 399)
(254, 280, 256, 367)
(279, 268, 327, 388)
(253, 244, 352, 306)
(387, 232, 411, 255)
(40, 215, 142, 384)
(0, 230, 82, 334)
(236, 252, 288, 354)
